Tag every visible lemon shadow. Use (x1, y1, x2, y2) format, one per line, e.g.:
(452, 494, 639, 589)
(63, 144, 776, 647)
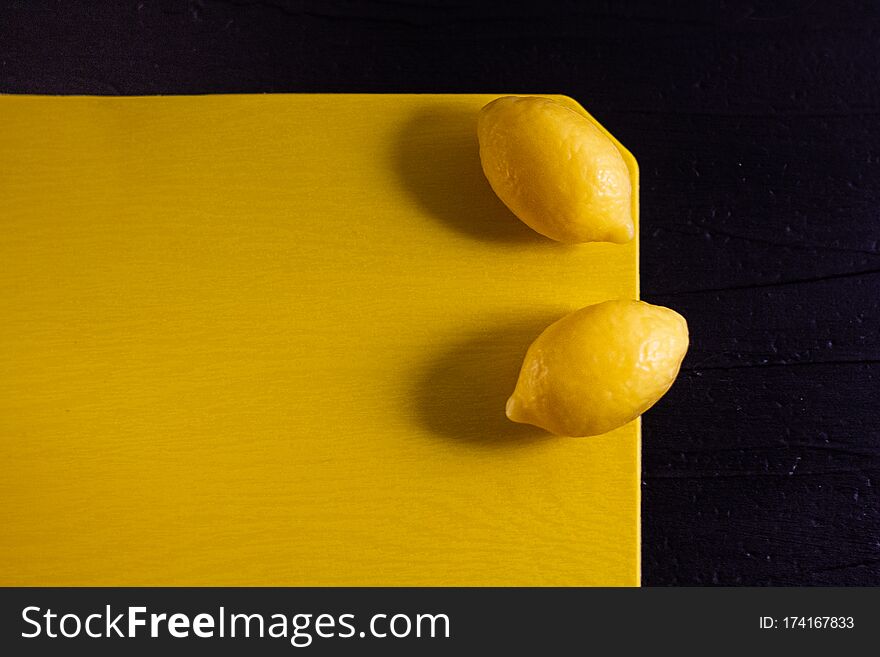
(412, 312, 566, 448)
(394, 105, 547, 244)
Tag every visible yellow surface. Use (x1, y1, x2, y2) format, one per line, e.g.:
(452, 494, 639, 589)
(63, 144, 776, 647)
(0, 94, 639, 586)
(507, 300, 688, 437)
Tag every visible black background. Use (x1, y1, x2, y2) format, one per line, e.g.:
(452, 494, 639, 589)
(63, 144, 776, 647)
(1, 0, 878, 586)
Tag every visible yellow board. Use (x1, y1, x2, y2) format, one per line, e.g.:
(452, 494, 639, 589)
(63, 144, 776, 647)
(0, 94, 639, 586)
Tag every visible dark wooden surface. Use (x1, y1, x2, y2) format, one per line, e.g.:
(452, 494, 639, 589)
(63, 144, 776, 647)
(2, 0, 878, 586)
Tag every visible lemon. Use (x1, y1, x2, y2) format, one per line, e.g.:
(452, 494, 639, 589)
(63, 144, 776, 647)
(478, 96, 634, 244)
(506, 300, 688, 436)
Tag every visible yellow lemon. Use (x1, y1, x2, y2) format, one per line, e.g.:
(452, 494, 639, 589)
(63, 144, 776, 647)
(506, 300, 688, 436)
(478, 96, 634, 243)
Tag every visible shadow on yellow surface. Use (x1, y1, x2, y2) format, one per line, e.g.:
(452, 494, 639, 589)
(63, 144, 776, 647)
(412, 312, 564, 448)
(394, 104, 547, 244)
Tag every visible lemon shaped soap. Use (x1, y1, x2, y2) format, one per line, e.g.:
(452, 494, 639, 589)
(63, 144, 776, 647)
(478, 96, 634, 243)
(506, 300, 688, 437)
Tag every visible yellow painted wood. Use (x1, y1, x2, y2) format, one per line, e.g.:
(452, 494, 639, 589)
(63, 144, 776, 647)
(0, 94, 639, 586)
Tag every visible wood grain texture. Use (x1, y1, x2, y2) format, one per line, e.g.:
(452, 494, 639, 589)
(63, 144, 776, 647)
(1, 0, 878, 586)
(0, 94, 639, 585)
